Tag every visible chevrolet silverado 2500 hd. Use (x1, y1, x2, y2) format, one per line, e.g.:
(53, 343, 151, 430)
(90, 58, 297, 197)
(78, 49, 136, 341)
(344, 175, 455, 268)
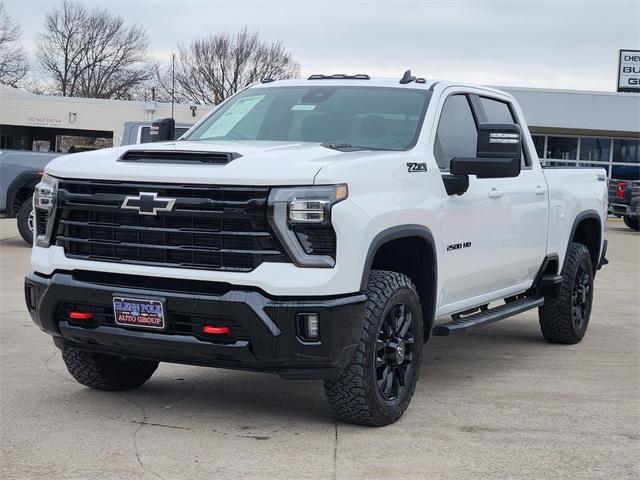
(25, 73, 608, 426)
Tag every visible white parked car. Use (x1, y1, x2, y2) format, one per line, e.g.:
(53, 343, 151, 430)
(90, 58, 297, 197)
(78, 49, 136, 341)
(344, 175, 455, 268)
(25, 72, 608, 426)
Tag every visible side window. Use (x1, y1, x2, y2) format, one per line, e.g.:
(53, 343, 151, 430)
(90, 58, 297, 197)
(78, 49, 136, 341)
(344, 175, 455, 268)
(479, 97, 515, 123)
(434, 95, 477, 170)
(479, 96, 530, 167)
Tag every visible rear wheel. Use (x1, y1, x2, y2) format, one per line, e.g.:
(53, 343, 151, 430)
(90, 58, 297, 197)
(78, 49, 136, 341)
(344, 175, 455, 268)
(623, 215, 639, 231)
(324, 270, 423, 426)
(17, 198, 34, 245)
(539, 243, 593, 344)
(62, 348, 158, 391)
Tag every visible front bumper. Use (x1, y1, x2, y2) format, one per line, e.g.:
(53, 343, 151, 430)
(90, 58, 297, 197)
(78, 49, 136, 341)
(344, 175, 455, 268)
(24, 271, 366, 380)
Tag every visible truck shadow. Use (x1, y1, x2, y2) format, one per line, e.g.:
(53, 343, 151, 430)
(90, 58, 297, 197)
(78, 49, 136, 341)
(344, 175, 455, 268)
(63, 319, 551, 426)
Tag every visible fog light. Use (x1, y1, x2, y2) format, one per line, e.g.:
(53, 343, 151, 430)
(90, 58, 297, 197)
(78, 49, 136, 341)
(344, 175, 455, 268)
(69, 311, 94, 321)
(297, 312, 319, 341)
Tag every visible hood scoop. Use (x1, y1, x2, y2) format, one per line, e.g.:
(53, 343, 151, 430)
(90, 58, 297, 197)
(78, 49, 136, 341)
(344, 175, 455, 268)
(118, 150, 241, 165)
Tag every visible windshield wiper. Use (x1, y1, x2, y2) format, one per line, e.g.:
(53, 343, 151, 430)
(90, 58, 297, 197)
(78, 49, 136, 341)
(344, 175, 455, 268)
(322, 143, 374, 152)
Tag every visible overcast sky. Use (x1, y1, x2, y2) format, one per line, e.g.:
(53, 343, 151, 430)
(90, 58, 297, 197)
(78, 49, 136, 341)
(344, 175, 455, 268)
(4, 0, 639, 92)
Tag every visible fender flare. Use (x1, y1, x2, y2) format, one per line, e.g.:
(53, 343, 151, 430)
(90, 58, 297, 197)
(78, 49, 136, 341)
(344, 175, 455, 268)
(6, 171, 42, 216)
(360, 224, 438, 291)
(360, 225, 438, 341)
(562, 209, 602, 274)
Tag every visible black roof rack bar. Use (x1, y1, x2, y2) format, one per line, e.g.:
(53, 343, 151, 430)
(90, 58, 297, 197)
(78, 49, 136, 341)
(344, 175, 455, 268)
(308, 74, 370, 80)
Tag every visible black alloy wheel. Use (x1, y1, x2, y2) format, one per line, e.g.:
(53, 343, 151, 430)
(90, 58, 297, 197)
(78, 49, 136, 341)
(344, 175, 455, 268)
(375, 303, 416, 401)
(571, 262, 592, 330)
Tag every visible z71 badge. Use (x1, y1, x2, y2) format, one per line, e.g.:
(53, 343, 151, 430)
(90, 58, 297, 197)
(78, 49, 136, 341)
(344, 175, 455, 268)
(406, 162, 427, 172)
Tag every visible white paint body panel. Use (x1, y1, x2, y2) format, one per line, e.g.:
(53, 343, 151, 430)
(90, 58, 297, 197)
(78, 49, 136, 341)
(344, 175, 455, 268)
(33, 79, 608, 315)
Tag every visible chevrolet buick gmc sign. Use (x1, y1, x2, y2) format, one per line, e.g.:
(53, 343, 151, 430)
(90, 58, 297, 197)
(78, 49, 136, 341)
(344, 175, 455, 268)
(618, 49, 640, 93)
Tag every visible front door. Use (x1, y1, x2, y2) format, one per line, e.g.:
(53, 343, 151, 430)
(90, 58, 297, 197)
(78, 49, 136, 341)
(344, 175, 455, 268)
(433, 93, 509, 306)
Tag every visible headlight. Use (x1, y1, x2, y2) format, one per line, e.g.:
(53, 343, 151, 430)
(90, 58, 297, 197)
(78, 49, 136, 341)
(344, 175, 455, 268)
(33, 174, 58, 247)
(268, 185, 348, 267)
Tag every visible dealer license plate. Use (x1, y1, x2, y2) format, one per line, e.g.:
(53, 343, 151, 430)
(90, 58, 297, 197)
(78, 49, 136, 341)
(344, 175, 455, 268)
(112, 296, 166, 330)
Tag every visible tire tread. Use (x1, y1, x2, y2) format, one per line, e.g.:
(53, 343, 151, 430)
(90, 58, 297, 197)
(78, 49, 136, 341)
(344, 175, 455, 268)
(324, 270, 422, 426)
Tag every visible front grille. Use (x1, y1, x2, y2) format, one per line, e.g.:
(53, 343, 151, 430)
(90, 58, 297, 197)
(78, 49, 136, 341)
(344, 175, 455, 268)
(54, 180, 289, 271)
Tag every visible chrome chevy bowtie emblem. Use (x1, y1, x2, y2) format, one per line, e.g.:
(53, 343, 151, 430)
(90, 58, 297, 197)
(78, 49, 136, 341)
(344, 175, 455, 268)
(121, 192, 176, 216)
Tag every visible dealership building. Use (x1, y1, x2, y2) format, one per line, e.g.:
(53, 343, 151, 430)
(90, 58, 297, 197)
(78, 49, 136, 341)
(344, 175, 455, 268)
(0, 85, 212, 151)
(503, 86, 640, 181)
(1, 83, 639, 180)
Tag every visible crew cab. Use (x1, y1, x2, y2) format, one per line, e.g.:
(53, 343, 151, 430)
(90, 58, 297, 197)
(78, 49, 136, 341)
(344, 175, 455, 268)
(25, 73, 608, 426)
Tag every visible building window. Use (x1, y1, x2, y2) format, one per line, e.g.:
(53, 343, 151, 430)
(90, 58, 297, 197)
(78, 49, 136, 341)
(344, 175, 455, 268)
(546, 136, 577, 160)
(612, 139, 640, 164)
(611, 164, 640, 181)
(532, 135, 545, 158)
(579, 137, 611, 162)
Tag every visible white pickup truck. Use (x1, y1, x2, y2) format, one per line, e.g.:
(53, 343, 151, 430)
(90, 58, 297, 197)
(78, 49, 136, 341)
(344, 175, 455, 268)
(25, 73, 608, 426)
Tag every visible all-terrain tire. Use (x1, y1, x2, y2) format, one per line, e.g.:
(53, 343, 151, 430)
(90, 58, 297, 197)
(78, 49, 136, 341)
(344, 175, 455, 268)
(62, 348, 158, 391)
(539, 242, 594, 344)
(324, 270, 423, 426)
(623, 215, 639, 232)
(17, 198, 34, 246)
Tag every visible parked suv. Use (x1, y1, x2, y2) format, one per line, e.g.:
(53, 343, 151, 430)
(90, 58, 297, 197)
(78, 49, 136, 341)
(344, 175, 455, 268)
(25, 73, 608, 426)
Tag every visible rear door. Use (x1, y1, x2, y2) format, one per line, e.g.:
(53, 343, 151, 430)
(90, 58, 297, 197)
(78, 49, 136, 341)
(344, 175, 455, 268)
(475, 95, 548, 286)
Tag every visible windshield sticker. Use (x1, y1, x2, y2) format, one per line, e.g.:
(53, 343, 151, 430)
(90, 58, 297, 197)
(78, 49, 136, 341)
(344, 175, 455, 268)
(291, 104, 316, 111)
(203, 95, 265, 137)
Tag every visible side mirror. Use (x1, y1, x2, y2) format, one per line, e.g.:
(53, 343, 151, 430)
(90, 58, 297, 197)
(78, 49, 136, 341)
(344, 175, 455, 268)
(149, 118, 175, 142)
(451, 123, 522, 179)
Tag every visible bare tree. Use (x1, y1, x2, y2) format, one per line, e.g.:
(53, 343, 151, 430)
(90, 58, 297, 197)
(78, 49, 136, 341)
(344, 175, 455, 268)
(0, 2, 28, 87)
(36, 0, 153, 99)
(158, 28, 300, 105)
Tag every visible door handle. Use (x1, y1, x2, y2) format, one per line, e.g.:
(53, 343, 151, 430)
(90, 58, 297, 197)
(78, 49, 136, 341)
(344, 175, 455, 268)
(534, 185, 546, 196)
(488, 188, 504, 199)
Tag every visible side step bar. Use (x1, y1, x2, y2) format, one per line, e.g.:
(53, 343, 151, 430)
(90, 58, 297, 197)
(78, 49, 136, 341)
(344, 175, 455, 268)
(432, 296, 544, 336)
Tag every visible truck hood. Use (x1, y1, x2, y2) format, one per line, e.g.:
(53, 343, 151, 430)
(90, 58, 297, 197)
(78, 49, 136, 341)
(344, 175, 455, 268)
(45, 140, 372, 185)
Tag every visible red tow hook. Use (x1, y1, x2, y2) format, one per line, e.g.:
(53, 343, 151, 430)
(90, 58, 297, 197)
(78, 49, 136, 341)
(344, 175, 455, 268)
(203, 325, 231, 336)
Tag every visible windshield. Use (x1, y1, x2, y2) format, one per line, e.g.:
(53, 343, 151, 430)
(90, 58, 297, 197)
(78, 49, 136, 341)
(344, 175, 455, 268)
(185, 86, 431, 151)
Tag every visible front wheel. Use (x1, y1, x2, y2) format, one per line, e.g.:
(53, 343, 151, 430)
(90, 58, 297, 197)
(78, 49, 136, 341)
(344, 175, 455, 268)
(324, 270, 423, 426)
(623, 215, 639, 231)
(539, 243, 594, 344)
(62, 348, 158, 391)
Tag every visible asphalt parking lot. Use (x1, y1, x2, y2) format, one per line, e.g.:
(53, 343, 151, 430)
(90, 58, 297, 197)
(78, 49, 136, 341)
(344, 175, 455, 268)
(0, 218, 638, 480)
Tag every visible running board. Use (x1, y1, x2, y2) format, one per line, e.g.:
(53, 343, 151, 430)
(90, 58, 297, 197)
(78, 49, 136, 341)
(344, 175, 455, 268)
(432, 297, 544, 336)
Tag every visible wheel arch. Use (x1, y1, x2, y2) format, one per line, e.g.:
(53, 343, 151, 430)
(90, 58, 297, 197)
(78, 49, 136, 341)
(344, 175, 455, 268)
(361, 225, 438, 341)
(564, 210, 602, 275)
(6, 171, 42, 217)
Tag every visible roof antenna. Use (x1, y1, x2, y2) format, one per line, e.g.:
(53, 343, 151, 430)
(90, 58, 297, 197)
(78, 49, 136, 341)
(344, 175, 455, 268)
(399, 70, 416, 84)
